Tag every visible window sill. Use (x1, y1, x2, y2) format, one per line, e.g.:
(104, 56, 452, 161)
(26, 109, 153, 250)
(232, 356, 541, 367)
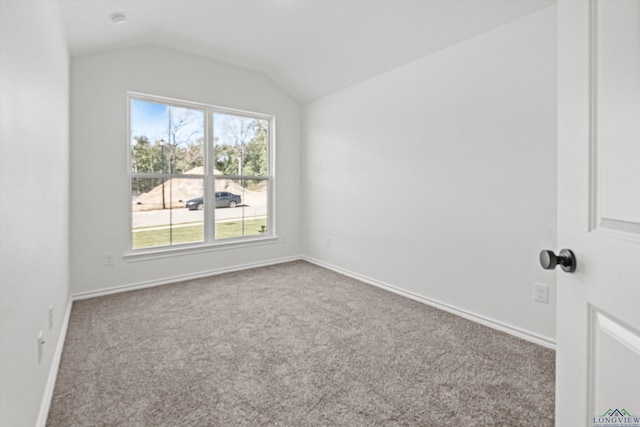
(124, 235, 278, 263)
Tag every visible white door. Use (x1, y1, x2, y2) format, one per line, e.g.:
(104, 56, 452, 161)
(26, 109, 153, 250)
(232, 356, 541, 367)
(556, 1, 640, 426)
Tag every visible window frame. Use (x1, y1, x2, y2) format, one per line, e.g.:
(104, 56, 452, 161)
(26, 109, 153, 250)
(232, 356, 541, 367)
(125, 92, 276, 260)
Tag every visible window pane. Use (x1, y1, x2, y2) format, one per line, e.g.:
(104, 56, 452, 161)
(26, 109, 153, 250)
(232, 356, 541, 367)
(130, 99, 204, 175)
(131, 177, 204, 249)
(213, 113, 268, 176)
(214, 178, 268, 239)
(240, 179, 268, 237)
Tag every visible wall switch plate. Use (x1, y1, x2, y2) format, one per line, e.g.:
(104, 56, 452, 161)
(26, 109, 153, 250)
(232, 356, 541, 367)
(281, 234, 288, 243)
(534, 282, 549, 304)
(326, 236, 332, 248)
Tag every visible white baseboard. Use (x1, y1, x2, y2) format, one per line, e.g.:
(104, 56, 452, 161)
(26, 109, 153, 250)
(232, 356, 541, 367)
(72, 255, 303, 300)
(36, 297, 73, 427)
(303, 256, 556, 350)
(34, 256, 303, 426)
(39, 254, 552, 426)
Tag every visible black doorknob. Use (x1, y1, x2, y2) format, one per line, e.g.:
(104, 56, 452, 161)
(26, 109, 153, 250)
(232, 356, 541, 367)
(539, 249, 577, 273)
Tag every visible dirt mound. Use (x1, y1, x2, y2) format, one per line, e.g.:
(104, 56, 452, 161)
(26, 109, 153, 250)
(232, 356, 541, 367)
(132, 167, 266, 211)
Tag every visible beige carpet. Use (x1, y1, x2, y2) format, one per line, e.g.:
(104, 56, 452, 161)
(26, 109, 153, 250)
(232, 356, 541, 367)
(47, 261, 554, 426)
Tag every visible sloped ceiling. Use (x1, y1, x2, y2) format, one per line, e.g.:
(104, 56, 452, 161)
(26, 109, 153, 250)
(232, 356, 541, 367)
(58, 0, 555, 103)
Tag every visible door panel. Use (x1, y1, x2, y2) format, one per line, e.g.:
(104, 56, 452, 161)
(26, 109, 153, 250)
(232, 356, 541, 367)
(594, 0, 640, 235)
(589, 308, 640, 420)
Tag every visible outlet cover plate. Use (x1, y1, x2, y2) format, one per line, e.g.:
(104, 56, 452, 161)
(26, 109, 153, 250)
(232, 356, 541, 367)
(534, 282, 549, 304)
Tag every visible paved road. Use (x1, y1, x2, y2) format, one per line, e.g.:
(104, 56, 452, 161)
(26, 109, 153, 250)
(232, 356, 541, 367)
(132, 205, 267, 228)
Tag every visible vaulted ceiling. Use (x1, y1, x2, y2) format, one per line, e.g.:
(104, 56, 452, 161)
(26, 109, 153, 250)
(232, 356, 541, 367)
(58, 0, 555, 103)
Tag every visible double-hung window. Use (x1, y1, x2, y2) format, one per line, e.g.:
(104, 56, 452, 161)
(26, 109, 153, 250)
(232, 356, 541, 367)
(128, 93, 273, 252)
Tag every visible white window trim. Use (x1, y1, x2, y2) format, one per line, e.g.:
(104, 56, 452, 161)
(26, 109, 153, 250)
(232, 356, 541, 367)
(125, 92, 276, 258)
(123, 236, 279, 263)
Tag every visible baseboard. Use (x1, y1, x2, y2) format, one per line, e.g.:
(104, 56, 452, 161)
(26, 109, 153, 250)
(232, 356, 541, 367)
(36, 297, 73, 427)
(35, 256, 303, 426)
(303, 256, 556, 350)
(74, 254, 556, 348)
(72, 255, 303, 300)
(36, 254, 552, 426)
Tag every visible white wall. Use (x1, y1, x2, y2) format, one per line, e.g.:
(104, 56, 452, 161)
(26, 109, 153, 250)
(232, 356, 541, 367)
(0, 1, 71, 426)
(70, 46, 301, 295)
(303, 7, 557, 342)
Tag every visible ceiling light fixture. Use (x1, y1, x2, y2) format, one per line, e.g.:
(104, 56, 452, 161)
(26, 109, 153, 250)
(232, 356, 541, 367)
(110, 12, 127, 26)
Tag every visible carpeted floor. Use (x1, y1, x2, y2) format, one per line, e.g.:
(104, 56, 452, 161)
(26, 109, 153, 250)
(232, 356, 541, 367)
(47, 261, 555, 426)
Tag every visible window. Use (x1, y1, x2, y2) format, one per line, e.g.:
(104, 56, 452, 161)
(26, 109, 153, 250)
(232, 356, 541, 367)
(129, 94, 272, 252)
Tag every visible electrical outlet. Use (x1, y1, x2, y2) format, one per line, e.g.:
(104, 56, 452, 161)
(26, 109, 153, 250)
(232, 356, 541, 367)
(534, 283, 549, 304)
(326, 236, 332, 248)
(48, 305, 54, 330)
(281, 234, 288, 243)
(37, 331, 45, 364)
(104, 252, 114, 266)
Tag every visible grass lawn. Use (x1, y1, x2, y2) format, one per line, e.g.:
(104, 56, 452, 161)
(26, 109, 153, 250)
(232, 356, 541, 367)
(133, 218, 268, 249)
